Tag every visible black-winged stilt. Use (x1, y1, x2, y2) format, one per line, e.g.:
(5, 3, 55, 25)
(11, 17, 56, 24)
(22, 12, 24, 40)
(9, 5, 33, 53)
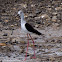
(18, 10, 43, 60)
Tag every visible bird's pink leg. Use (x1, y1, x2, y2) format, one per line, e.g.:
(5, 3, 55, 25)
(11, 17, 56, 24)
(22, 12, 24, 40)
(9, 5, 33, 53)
(29, 34, 36, 59)
(24, 33, 29, 61)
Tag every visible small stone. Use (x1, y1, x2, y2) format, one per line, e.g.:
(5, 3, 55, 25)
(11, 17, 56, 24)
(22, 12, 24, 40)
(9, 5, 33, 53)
(11, 25, 14, 27)
(24, 14, 28, 18)
(22, 3, 27, 8)
(47, 8, 52, 11)
(0, 43, 6, 46)
(29, 44, 33, 47)
(12, 38, 20, 43)
(52, 16, 57, 22)
(28, 14, 33, 17)
(54, 23, 60, 27)
(20, 49, 24, 53)
(35, 25, 39, 28)
(4, 20, 9, 23)
(55, 7, 62, 10)
(35, 17, 40, 20)
(3, 33, 8, 36)
(13, 7, 16, 10)
(52, 12, 57, 15)
(31, 4, 35, 7)
(51, 39, 55, 42)
(15, 17, 19, 20)
(14, 24, 17, 26)
(28, 13, 36, 18)
(57, 40, 62, 43)
(41, 14, 50, 19)
(40, 14, 51, 25)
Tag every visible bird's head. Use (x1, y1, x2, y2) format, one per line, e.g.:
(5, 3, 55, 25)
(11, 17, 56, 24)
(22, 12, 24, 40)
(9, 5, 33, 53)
(18, 10, 23, 16)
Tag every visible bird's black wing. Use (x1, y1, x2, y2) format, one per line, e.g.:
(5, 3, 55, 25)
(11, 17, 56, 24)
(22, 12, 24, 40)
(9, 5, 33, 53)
(25, 23, 41, 35)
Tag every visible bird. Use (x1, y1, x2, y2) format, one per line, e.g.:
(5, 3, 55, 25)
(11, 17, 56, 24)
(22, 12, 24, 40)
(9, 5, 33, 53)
(18, 10, 44, 61)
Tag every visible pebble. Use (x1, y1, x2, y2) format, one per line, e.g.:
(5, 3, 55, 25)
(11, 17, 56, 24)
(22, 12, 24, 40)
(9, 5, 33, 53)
(13, 7, 16, 10)
(55, 7, 62, 10)
(57, 40, 62, 43)
(24, 14, 28, 18)
(52, 16, 57, 22)
(14, 24, 17, 26)
(11, 25, 14, 27)
(41, 14, 50, 19)
(0, 43, 6, 46)
(28, 13, 36, 18)
(20, 41, 26, 44)
(3, 33, 8, 36)
(4, 20, 9, 23)
(53, 23, 60, 27)
(12, 38, 20, 44)
(52, 12, 58, 15)
(22, 3, 27, 8)
(31, 4, 35, 7)
(35, 25, 39, 28)
(47, 8, 52, 11)
(34, 17, 40, 20)
(51, 39, 55, 43)
(15, 17, 19, 20)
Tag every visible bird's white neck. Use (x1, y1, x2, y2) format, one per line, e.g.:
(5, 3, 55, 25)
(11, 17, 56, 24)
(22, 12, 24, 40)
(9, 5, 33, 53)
(20, 12, 26, 24)
(20, 12, 24, 21)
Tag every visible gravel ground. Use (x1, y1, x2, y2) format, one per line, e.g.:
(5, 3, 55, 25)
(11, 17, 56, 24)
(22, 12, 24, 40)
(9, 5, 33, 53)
(0, 0, 62, 62)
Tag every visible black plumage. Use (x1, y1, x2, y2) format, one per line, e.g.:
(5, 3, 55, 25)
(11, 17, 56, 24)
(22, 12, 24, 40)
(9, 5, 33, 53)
(25, 23, 42, 35)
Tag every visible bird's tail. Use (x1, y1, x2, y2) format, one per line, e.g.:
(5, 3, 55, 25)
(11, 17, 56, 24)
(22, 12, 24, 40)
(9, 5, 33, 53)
(33, 29, 43, 35)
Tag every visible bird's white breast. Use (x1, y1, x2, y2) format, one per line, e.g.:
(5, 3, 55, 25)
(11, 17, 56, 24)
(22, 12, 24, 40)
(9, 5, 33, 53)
(21, 23, 28, 33)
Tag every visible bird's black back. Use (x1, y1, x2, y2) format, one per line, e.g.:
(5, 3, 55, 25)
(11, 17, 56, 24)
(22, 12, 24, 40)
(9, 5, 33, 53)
(25, 23, 41, 35)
